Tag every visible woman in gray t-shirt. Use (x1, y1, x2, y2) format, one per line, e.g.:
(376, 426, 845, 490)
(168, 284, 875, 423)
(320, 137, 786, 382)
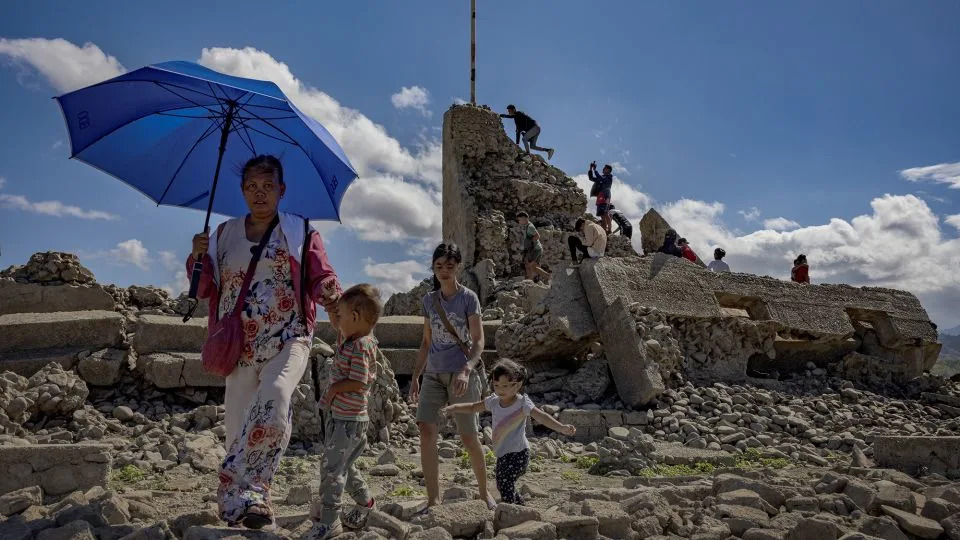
(409, 243, 493, 508)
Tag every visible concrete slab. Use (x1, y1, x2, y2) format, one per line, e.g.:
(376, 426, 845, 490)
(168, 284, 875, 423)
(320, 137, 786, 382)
(0, 444, 112, 498)
(0, 348, 79, 377)
(381, 348, 499, 376)
(873, 436, 960, 478)
(139, 352, 224, 388)
(0, 281, 115, 315)
(0, 311, 124, 353)
(315, 316, 500, 350)
(133, 314, 207, 355)
(651, 442, 736, 467)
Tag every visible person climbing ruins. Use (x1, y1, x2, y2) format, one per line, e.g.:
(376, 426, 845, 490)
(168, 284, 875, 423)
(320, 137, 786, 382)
(500, 105, 555, 160)
(708, 248, 730, 272)
(409, 243, 494, 509)
(568, 217, 607, 264)
(678, 237, 698, 263)
(791, 254, 810, 284)
(517, 211, 551, 283)
(441, 359, 576, 505)
(187, 154, 341, 529)
(588, 161, 614, 234)
(608, 204, 633, 239)
(657, 229, 683, 258)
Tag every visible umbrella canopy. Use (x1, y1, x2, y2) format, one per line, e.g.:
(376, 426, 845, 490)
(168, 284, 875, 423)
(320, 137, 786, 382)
(55, 60, 357, 221)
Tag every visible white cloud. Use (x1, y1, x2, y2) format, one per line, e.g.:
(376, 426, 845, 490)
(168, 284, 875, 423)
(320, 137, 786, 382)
(0, 37, 125, 93)
(157, 250, 180, 271)
(763, 217, 800, 231)
(901, 162, 960, 189)
(738, 207, 761, 222)
(363, 259, 430, 297)
(609, 162, 630, 176)
(659, 194, 960, 326)
(453, 97, 468, 105)
(573, 174, 652, 222)
(0, 193, 117, 220)
(198, 47, 443, 245)
(391, 85, 431, 116)
(110, 239, 151, 270)
(946, 214, 960, 231)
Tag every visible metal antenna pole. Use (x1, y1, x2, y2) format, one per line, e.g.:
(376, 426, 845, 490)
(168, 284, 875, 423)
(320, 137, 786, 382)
(471, 0, 476, 104)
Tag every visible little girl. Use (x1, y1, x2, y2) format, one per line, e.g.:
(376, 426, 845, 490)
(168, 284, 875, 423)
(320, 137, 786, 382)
(442, 359, 576, 505)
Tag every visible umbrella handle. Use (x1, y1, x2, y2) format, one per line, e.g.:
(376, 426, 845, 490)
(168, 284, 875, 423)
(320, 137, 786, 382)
(182, 260, 203, 322)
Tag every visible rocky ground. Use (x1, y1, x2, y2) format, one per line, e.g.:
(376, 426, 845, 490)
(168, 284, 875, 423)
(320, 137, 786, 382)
(2, 355, 960, 539)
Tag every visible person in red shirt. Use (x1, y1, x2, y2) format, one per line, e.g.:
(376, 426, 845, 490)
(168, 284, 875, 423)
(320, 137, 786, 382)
(791, 254, 810, 284)
(678, 238, 698, 263)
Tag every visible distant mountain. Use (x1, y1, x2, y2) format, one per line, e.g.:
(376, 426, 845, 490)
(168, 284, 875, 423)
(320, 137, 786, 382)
(941, 324, 960, 337)
(932, 333, 960, 378)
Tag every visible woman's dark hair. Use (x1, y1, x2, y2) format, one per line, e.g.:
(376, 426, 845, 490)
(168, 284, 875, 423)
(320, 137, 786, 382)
(714, 248, 726, 259)
(575, 218, 585, 231)
(794, 254, 807, 266)
(241, 155, 284, 185)
(665, 228, 678, 240)
(431, 243, 462, 290)
(489, 359, 528, 386)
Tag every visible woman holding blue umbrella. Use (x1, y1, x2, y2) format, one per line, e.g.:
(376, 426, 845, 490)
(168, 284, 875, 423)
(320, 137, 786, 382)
(55, 62, 360, 529)
(189, 154, 341, 528)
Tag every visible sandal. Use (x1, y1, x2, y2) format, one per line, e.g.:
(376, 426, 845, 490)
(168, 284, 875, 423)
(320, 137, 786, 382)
(239, 503, 273, 530)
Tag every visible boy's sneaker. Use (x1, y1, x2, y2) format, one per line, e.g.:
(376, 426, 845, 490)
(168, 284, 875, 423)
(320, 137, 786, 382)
(341, 499, 374, 529)
(547, 148, 555, 160)
(303, 520, 343, 540)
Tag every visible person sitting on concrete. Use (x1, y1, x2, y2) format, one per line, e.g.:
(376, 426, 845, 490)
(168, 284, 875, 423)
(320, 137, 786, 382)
(588, 161, 614, 234)
(500, 105, 555, 160)
(517, 211, 550, 283)
(657, 229, 683, 258)
(707, 248, 730, 272)
(678, 238, 698, 263)
(568, 218, 607, 264)
(608, 204, 633, 239)
(791, 254, 810, 284)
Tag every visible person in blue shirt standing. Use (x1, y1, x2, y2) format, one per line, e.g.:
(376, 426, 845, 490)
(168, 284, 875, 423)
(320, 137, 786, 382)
(500, 105, 555, 160)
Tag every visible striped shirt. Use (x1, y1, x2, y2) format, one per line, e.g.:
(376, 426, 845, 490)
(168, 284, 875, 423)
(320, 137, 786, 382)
(329, 335, 378, 421)
(484, 394, 535, 457)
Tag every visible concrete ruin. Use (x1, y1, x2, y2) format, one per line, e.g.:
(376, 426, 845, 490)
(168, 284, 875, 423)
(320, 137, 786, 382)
(500, 254, 942, 407)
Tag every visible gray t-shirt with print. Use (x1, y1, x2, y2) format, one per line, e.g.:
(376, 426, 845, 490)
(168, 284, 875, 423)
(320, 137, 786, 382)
(422, 287, 481, 373)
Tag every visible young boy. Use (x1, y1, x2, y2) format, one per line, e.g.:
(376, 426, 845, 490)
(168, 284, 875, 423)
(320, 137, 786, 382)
(517, 211, 550, 283)
(307, 284, 382, 540)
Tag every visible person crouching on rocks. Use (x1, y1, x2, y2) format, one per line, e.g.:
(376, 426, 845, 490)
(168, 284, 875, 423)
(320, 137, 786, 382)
(568, 218, 607, 264)
(409, 243, 494, 508)
(187, 154, 341, 529)
(442, 359, 576, 505)
(791, 254, 810, 284)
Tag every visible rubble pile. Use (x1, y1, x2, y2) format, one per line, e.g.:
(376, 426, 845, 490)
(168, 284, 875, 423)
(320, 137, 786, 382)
(1, 252, 95, 285)
(669, 315, 779, 382)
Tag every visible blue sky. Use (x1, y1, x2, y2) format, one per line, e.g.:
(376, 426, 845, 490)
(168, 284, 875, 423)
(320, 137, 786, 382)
(1, 1, 959, 327)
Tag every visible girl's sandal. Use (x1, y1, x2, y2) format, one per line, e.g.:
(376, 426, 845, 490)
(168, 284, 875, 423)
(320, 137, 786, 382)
(239, 504, 273, 530)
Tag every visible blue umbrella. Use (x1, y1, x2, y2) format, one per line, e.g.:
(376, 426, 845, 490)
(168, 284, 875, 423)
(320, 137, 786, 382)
(55, 60, 357, 317)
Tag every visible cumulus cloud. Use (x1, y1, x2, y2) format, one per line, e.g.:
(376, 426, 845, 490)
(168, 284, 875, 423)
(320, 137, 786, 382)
(198, 47, 443, 244)
(946, 214, 960, 231)
(609, 162, 630, 176)
(763, 217, 800, 231)
(660, 194, 960, 325)
(391, 86, 431, 116)
(900, 162, 960, 190)
(0, 37, 125, 92)
(0, 193, 117, 220)
(363, 259, 430, 297)
(738, 207, 761, 222)
(573, 174, 652, 222)
(157, 250, 180, 271)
